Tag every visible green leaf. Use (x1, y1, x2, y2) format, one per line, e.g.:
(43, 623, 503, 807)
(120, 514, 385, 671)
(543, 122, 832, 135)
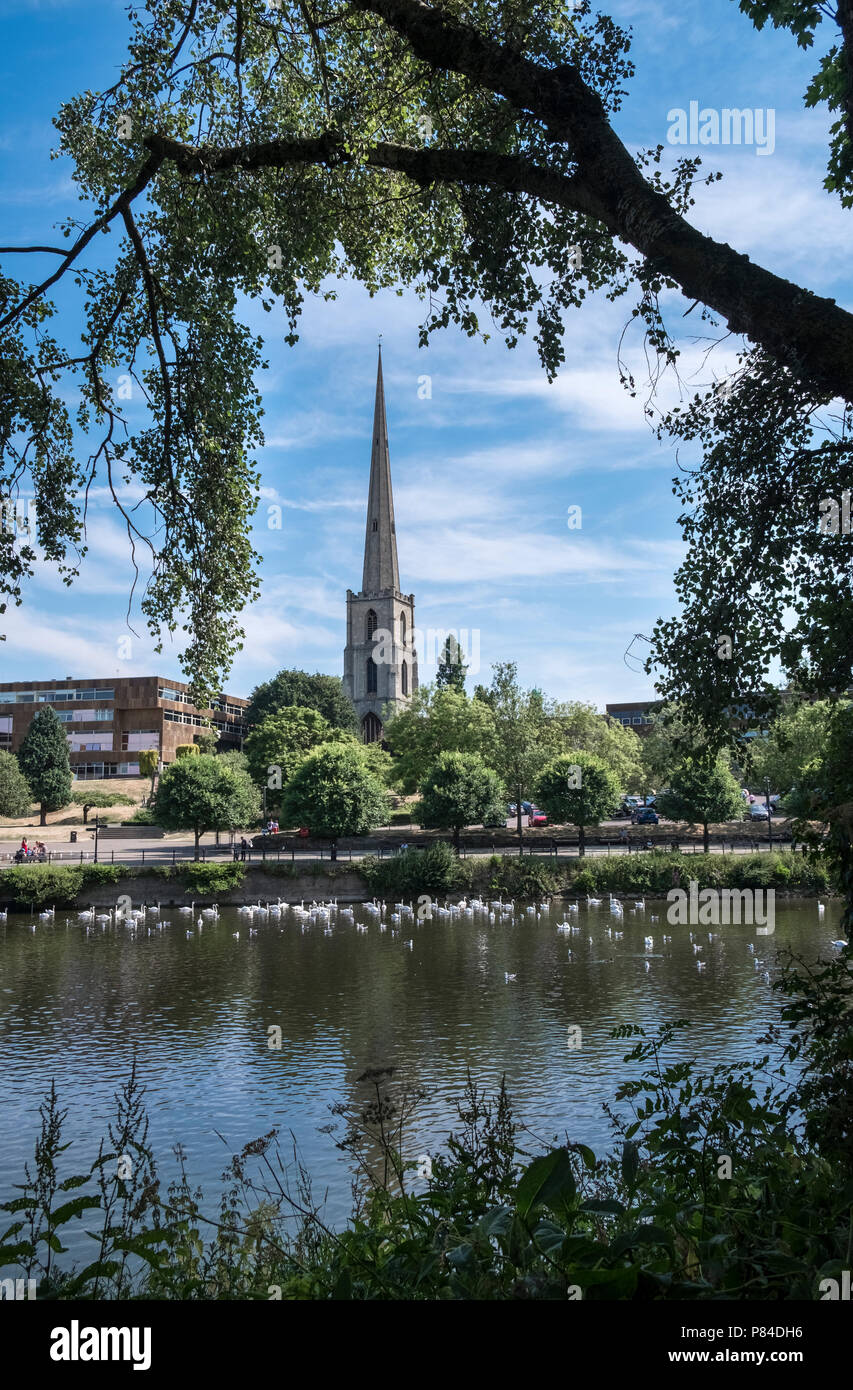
(579, 1197, 626, 1216)
(50, 1196, 101, 1226)
(516, 1148, 577, 1219)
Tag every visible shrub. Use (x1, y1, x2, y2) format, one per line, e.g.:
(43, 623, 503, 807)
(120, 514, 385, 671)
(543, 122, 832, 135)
(126, 807, 157, 824)
(360, 841, 471, 897)
(564, 850, 831, 897)
(170, 861, 245, 895)
(476, 854, 564, 899)
(0, 864, 85, 907)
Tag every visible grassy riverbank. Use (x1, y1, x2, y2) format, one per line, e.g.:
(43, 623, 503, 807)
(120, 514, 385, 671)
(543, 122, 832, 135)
(0, 848, 834, 909)
(361, 844, 833, 901)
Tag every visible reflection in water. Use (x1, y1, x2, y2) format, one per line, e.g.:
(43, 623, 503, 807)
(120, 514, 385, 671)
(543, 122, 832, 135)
(0, 895, 839, 1252)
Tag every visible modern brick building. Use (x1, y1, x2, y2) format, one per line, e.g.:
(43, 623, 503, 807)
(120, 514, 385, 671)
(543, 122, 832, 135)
(0, 676, 247, 780)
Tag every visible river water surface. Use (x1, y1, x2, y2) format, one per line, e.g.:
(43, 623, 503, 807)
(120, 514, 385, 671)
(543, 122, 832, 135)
(0, 894, 841, 1256)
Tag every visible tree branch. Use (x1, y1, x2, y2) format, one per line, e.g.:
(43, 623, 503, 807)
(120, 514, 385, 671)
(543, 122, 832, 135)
(0, 150, 164, 332)
(348, 0, 853, 402)
(144, 129, 608, 221)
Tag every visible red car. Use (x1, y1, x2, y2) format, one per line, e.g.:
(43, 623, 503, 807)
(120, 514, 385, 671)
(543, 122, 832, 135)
(530, 808, 548, 826)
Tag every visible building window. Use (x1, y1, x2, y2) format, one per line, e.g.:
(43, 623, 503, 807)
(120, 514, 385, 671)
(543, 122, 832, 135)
(366, 609, 378, 640)
(366, 657, 378, 694)
(401, 660, 408, 696)
(400, 612, 406, 645)
(122, 731, 159, 752)
(372, 519, 378, 532)
(362, 713, 383, 744)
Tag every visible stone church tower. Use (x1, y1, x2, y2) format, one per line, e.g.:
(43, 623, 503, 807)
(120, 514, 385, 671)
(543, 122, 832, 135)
(343, 348, 417, 742)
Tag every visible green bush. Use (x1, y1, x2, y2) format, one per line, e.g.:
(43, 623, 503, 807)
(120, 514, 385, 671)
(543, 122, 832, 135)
(169, 861, 245, 895)
(565, 850, 830, 898)
(0, 864, 85, 907)
(79, 864, 122, 890)
(0, 862, 123, 907)
(476, 854, 564, 899)
(125, 807, 157, 824)
(360, 841, 471, 897)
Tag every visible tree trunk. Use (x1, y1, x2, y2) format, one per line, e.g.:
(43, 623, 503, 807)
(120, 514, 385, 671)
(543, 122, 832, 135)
(194, 828, 201, 861)
(579, 823, 586, 858)
(453, 825, 460, 853)
(39, 803, 46, 826)
(703, 821, 710, 854)
(82, 806, 90, 824)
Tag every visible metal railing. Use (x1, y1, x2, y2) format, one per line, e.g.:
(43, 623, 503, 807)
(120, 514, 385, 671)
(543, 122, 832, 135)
(0, 830, 802, 869)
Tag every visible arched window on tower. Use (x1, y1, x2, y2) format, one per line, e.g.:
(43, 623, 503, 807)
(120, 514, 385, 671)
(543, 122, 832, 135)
(400, 611, 406, 647)
(366, 657, 378, 694)
(401, 660, 408, 696)
(362, 713, 383, 744)
(372, 519, 378, 532)
(366, 609, 378, 641)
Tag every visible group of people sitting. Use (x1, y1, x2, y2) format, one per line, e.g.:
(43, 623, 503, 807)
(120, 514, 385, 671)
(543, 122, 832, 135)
(262, 819, 280, 835)
(13, 837, 48, 863)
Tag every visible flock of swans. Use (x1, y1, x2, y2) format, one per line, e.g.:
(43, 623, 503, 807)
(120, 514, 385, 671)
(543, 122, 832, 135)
(1, 895, 844, 987)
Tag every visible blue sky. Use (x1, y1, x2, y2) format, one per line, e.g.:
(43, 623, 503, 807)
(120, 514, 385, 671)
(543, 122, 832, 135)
(0, 0, 849, 706)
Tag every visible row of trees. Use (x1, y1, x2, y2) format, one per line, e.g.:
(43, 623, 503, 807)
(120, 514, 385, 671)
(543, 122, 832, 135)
(237, 663, 762, 856)
(1, 667, 845, 864)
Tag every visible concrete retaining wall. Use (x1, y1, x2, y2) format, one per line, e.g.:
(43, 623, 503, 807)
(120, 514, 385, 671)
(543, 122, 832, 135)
(0, 868, 370, 910)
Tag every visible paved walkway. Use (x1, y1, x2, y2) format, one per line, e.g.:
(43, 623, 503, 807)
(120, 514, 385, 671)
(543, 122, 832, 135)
(0, 834, 793, 867)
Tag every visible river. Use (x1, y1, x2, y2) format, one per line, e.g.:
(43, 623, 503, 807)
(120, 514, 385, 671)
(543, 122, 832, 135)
(0, 893, 841, 1260)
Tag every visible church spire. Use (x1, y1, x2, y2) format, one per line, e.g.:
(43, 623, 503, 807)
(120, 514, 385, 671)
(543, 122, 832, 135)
(361, 345, 400, 594)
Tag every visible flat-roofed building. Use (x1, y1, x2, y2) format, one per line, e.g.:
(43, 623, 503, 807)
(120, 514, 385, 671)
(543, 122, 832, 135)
(605, 700, 658, 735)
(0, 676, 247, 780)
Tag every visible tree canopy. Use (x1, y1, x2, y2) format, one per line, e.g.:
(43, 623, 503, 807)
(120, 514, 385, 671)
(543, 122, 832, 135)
(417, 750, 504, 848)
(17, 707, 73, 825)
(154, 752, 261, 854)
(656, 757, 745, 853)
(384, 684, 497, 792)
(244, 705, 340, 788)
(2, 0, 852, 706)
(435, 634, 469, 693)
(549, 701, 643, 791)
(535, 750, 621, 855)
(71, 788, 136, 823)
(0, 751, 32, 818)
(245, 671, 358, 734)
(485, 662, 551, 841)
(747, 698, 836, 798)
(280, 743, 389, 855)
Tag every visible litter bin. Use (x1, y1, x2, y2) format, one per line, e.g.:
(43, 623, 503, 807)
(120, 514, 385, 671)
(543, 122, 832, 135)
(70, 831, 77, 843)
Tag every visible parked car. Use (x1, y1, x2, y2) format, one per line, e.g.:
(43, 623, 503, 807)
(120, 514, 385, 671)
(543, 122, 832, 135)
(748, 802, 770, 821)
(624, 795, 642, 809)
(508, 801, 533, 816)
(530, 808, 548, 826)
(632, 807, 659, 825)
